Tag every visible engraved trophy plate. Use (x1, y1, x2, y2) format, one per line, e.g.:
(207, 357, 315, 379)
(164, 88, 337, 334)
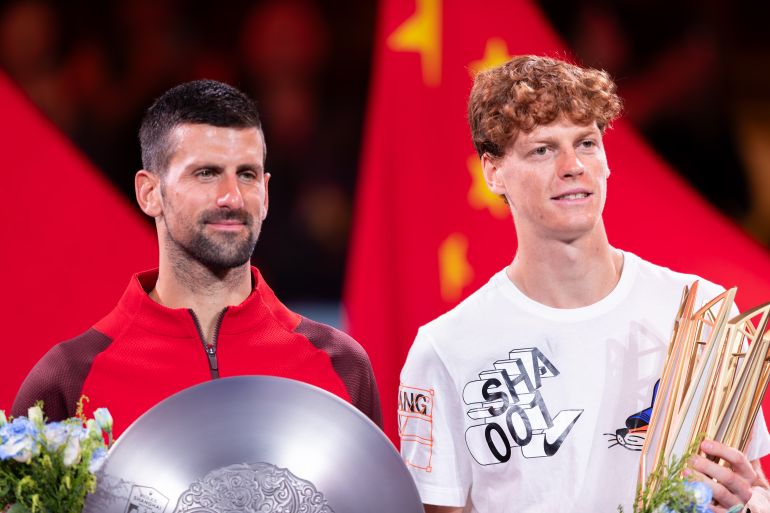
(84, 376, 423, 513)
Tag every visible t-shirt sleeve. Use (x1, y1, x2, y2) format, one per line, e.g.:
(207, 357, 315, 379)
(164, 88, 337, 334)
(399, 328, 469, 507)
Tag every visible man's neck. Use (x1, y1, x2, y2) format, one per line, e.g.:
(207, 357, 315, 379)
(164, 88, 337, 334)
(507, 227, 622, 309)
(150, 255, 253, 344)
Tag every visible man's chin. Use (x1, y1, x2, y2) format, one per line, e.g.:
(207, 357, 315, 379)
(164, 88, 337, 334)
(195, 253, 254, 271)
(543, 219, 604, 243)
(165, 227, 259, 271)
(188, 241, 256, 270)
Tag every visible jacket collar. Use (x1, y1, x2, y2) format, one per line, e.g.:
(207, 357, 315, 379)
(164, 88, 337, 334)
(114, 266, 300, 338)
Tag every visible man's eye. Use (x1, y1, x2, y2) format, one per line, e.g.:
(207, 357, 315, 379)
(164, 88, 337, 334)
(532, 146, 548, 156)
(580, 140, 595, 148)
(197, 168, 215, 177)
(239, 171, 258, 181)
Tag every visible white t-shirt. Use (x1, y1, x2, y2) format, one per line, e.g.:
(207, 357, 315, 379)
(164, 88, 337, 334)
(399, 251, 770, 513)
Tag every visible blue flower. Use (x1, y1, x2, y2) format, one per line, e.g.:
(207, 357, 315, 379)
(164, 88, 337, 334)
(0, 417, 40, 463)
(653, 481, 714, 513)
(69, 422, 88, 441)
(684, 481, 714, 513)
(89, 446, 107, 473)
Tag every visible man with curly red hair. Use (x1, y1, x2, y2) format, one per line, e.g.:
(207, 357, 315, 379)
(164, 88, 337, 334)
(400, 55, 770, 513)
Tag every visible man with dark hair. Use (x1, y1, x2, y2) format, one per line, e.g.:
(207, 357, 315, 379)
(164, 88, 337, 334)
(399, 55, 770, 512)
(13, 80, 381, 435)
(139, 80, 266, 173)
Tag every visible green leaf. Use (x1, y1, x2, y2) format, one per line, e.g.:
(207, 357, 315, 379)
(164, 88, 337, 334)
(631, 435, 705, 513)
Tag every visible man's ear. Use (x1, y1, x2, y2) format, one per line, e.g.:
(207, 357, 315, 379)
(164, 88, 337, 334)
(481, 153, 506, 196)
(135, 170, 162, 217)
(261, 172, 270, 221)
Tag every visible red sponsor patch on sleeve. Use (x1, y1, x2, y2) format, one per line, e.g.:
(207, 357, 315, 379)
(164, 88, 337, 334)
(398, 384, 434, 471)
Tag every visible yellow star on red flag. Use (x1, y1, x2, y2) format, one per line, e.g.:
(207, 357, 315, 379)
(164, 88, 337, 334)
(438, 233, 473, 302)
(387, 0, 442, 86)
(468, 37, 511, 76)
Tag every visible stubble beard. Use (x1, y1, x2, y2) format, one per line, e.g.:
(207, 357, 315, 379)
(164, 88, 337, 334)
(164, 210, 261, 272)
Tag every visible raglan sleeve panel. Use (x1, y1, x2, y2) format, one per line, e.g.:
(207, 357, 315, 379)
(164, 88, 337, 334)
(11, 329, 112, 421)
(399, 328, 470, 508)
(295, 317, 383, 428)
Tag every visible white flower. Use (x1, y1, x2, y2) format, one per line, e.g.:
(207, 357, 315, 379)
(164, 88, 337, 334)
(43, 422, 70, 451)
(62, 435, 81, 467)
(27, 405, 44, 427)
(0, 410, 7, 427)
(93, 408, 113, 434)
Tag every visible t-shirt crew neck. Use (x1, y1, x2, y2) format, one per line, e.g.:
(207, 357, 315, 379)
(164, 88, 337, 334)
(494, 250, 638, 322)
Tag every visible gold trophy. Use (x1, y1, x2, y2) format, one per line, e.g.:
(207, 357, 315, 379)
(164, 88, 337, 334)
(639, 282, 770, 495)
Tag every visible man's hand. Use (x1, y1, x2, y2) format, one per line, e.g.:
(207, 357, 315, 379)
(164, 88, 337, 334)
(689, 439, 769, 513)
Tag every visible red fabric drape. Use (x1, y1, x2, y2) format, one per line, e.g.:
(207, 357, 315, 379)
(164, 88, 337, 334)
(0, 73, 156, 412)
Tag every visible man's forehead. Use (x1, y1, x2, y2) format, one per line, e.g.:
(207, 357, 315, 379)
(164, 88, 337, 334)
(516, 118, 600, 142)
(166, 123, 265, 160)
(169, 123, 264, 142)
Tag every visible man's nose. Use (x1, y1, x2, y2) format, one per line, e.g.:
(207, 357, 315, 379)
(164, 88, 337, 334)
(558, 149, 585, 178)
(215, 173, 244, 209)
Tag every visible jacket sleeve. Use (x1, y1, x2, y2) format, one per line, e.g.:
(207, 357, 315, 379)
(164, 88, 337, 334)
(12, 329, 112, 420)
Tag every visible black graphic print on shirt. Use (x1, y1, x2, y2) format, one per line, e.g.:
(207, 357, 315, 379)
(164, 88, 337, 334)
(463, 347, 583, 465)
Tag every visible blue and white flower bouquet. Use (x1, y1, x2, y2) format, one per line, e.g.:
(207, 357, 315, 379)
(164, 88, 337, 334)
(620, 437, 714, 513)
(0, 404, 112, 513)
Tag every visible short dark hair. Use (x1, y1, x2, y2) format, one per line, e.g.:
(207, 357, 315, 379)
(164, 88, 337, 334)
(139, 79, 263, 173)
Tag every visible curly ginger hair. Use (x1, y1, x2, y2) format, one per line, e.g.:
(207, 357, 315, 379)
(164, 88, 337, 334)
(468, 55, 623, 157)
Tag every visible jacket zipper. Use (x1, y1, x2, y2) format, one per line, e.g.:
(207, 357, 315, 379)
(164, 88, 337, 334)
(188, 308, 228, 379)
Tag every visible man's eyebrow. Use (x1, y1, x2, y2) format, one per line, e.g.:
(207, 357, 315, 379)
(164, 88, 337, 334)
(520, 136, 558, 146)
(524, 129, 599, 145)
(185, 162, 224, 171)
(183, 163, 264, 173)
(575, 128, 600, 139)
(236, 163, 264, 173)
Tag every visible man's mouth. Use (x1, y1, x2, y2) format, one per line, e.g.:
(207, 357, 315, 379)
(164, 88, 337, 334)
(207, 220, 244, 225)
(552, 192, 591, 200)
(205, 223, 245, 234)
(201, 210, 253, 227)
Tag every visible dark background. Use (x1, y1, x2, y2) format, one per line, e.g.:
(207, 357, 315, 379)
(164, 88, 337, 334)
(3, 0, 770, 311)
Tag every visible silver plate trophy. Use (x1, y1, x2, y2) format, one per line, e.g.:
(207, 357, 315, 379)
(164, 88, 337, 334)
(83, 376, 424, 513)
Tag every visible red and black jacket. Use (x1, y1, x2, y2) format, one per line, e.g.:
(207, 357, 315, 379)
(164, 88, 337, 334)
(13, 267, 381, 436)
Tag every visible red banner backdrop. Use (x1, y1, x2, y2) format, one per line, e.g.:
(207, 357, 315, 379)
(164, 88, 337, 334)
(0, 73, 157, 412)
(345, 0, 770, 470)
